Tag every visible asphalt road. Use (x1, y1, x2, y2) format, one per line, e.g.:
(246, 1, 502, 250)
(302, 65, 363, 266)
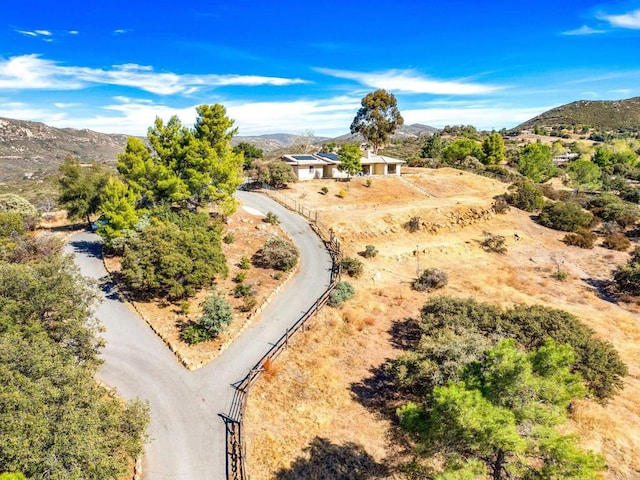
(65, 190, 333, 479)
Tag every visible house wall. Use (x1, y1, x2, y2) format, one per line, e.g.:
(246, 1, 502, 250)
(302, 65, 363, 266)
(373, 164, 387, 175)
(294, 165, 322, 181)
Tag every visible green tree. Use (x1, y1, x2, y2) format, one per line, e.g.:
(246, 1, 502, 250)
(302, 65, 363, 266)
(505, 180, 544, 212)
(182, 291, 234, 343)
(337, 144, 362, 178)
(481, 132, 506, 165)
(117, 105, 243, 212)
(58, 157, 110, 228)
(0, 228, 149, 479)
(517, 143, 557, 182)
(350, 89, 404, 153)
(441, 138, 482, 163)
(539, 201, 594, 232)
(97, 177, 142, 247)
(233, 142, 264, 169)
(398, 339, 605, 480)
(120, 210, 227, 300)
(421, 133, 446, 160)
(566, 159, 602, 192)
(249, 160, 296, 189)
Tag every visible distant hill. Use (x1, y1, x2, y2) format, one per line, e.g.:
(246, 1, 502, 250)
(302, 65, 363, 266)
(231, 133, 330, 153)
(514, 97, 640, 132)
(330, 123, 437, 144)
(0, 117, 130, 182)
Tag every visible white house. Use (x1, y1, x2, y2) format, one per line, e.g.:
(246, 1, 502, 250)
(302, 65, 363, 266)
(280, 151, 405, 181)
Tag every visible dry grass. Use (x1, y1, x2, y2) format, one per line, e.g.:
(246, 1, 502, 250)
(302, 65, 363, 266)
(244, 171, 640, 479)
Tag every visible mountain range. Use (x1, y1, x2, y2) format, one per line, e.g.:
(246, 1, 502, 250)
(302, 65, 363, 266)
(2, 96, 640, 183)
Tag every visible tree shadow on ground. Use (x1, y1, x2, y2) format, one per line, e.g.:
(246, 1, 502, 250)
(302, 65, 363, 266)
(98, 277, 122, 301)
(273, 437, 389, 480)
(388, 317, 422, 350)
(68, 239, 102, 259)
(583, 277, 618, 304)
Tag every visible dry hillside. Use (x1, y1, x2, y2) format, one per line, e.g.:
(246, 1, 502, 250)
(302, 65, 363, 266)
(244, 168, 640, 479)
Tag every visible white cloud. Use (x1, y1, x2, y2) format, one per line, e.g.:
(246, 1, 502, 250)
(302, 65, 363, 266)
(16, 30, 38, 37)
(600, 8, 640, 29)
(0, 55, 310, 94)
(562, 25, 606, 35)
(35, 30, 52, 36)
(0, 94, 555, 137)
(402, 105, 551, 130)
(315, 68, 501, 95)
(68, 30, 79, 35)
(114, 29, 130, 35)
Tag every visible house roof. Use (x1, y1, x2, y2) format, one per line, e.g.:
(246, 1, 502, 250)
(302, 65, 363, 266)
(280, 151, 406, 166)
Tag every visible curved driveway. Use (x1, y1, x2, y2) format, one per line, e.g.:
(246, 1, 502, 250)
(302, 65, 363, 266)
(65, 190, 333, 479)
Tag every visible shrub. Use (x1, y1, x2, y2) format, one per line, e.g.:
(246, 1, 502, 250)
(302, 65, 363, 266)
(589, 194, 639, 228)
(233, 272, 247, 283)
(320, 186, 329, 195)
(602, 233, 631, 251)
(359, 244, 379, 258)
(491, 196, 510, 214)
(505, 180, 544, 212)
(481, 233, 507, 253)
(264, 211, 279, 224)
(553, 270, 568, 281)
(239, 295, 257, 312)
(410, 297, 627, 401)
(252, 236, 299, 271)
(412, 268, 448, 292)
(563, 228, 596, 249)
(239, 256, 251, 270)
(338, 189, 347, 199)
(179, 301, 190, 315)
(328, 281, 355, 307)
(223, 232, 235, 244)
(404, 216, 421, 233)
(614, 248, 640, 296)
(233, 283, 253, 298)
(341, 257, 364, 278)
(366, 178, 373, 188)
(539, 201, 594, 232)
(182, 292, 233, 343)
(0, 194, 38, 216)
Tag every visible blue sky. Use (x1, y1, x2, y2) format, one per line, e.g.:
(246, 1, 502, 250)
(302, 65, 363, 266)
(1, 0, 639, 137)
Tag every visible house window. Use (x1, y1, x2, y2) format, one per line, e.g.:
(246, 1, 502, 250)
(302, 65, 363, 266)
(309, 166, 314, 172)
(388, 164, 397, 174)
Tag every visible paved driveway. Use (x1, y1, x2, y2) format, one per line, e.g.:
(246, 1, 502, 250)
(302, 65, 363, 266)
(66, 190, 333, 479)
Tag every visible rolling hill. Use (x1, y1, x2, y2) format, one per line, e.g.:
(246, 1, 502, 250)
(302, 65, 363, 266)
(0, 117, 130, 182)
(514, 96, 640, 132)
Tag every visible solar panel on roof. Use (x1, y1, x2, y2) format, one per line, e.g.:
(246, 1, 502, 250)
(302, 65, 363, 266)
(292, 155, 317, 160)
(317, 152, 339, 161)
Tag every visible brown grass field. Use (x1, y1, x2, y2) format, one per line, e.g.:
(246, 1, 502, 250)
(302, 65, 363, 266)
(243, 168, 640, 479)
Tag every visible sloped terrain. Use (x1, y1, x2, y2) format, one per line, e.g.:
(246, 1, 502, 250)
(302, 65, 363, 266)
(244, 169, 640, 479)
(515, 96, 640, 132)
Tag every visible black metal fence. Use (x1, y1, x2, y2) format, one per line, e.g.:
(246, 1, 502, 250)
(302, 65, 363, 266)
(221, 188, 342, 480)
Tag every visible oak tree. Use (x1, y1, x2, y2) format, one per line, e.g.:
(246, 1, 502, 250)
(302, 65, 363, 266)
(350, 89, 404, 153)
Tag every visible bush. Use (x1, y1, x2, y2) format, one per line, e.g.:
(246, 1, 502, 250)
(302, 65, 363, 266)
(327, 281, 355, 307)
(233, 271, 247, 283)
(602, 233, 631, 251)
(404, 216, 421, 233)
(491, 196, 510, 214)
(239, 256, 251, 270)
(320, 186, 329, 195)
(366, 178, 373, 188)
(563, 228, 596, 248)
(253, 236, 299, 271)
(182, 292, 233, 344)
(614, 248, 640, 296)
(408, 297, 627, 401)
(481, 233, 507, 253)
(233, 283, 253, 298)
(120, 211, 228, 300)
(338, 189, 347, 199)
(341, 257, 364, 278)
(223, 232, 235, 244)
(239, 295, 257, 312)
(412, 268, 448, 292)
(589, 194, 639, 228)
(539, 201, 594, 232)
(264, 211, 279, 224)
(505, 180, 544, 212)
(359, 244, 379, 258)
